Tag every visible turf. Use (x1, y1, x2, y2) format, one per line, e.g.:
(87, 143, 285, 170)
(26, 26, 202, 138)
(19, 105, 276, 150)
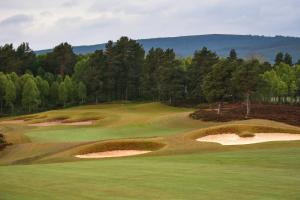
(1, 146, 300, 200)
(0, 102, 300, 199)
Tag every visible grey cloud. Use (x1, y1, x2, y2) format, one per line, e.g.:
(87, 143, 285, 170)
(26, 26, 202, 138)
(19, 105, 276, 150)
(0, 14, 33, 26)
(0, 0, 300, 49)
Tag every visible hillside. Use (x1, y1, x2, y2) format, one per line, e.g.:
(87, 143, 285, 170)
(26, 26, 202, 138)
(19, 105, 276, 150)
(36, 34, 300, 62)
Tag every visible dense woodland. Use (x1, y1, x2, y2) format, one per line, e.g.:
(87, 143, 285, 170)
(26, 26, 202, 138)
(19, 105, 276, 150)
(0, 36, 300, 117)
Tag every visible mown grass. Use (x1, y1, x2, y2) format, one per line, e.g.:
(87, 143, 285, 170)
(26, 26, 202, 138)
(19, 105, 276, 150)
(1, 145, 300, 200)
(0, 102, 300, 199)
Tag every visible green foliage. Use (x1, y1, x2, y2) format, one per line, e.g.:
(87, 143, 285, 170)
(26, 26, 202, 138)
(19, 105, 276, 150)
(0, 36, 300, 115)
(202, 59, 235, 103)
(58, 82, 67, 107)
(21, 78, 40, 112)
(49, 81, 59, 105)
(46, 43, 76, 75)
(187, 47, 219, 101)
(77, 82, 87, 103)
(4, 79, 16, 112)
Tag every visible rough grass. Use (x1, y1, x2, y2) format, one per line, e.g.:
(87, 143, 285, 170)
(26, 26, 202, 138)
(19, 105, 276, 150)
(76, 141, 166, 155)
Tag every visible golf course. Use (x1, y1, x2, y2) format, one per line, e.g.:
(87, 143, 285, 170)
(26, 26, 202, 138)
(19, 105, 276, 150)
(1, 102, 300, 200)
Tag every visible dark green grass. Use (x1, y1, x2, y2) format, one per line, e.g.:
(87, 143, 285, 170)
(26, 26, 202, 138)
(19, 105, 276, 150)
(1, 145, 300, 200)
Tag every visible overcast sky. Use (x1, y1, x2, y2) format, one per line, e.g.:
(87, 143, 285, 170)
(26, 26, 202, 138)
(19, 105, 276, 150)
(0, 0, 299, 50)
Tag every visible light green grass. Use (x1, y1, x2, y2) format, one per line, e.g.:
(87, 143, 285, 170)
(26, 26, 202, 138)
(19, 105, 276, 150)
(1, 146, 300, 200)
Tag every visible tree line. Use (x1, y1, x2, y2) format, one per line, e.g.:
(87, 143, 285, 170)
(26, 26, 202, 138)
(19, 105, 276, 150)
(0, 36, 300, 116)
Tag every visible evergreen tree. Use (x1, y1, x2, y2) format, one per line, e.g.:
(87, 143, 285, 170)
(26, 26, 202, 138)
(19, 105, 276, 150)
(202, 59, 235, 115)
(228, 49, 237, 60)
(275, 52, 284, 65)
(187, 47, 219, 102)
(284, 53, 293, 66)
(232, 59, 261, 118)
(142, 48, 164, 100)
(46, 43, 76, 75)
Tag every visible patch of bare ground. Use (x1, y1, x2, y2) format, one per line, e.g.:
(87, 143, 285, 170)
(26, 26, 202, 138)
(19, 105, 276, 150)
(190, 103, 300, 126)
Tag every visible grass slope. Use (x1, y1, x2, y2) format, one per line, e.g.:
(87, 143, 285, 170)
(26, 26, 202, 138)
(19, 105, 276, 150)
(0, 102, 300, 199)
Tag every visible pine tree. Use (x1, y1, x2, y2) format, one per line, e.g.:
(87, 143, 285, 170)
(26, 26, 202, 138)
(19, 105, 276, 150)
(275, 52, 284, 65)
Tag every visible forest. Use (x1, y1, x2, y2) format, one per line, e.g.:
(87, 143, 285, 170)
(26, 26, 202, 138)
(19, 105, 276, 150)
(0, 36, 300, 116)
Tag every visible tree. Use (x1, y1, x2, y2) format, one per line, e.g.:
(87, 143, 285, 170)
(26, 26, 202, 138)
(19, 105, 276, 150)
(16, 42, 36, 74)
(284, 53, 293, 66)
(142, 48, 165, 100)
(0, 73, 8, 113)
(275, 52, 284, 65)
(158, 49, 186, 104)
(232, 59, 261, 118)
(202, 59, 234, 115)
(187, 47, 219, 102)
(260, 70, 288, 103)
(4, 79, 16, 112)
(35, 76, 50, 107)
(46, 43, 76, 75)
(64, 75, 74, 103)
(49, 81, 59, 106)
(22, 78, 40, 112)
(77, 82, 87, 103)
(58, 82, 67, 107)
(228, 49, 237, 60)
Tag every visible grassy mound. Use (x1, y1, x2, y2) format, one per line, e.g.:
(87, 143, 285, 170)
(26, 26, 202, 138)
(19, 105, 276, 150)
(187, 124, 300, 140)
(0, 133, 8, 150)
(76, 141, 165, 155)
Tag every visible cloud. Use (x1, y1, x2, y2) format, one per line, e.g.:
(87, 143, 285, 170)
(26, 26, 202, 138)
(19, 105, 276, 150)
(0, 0, 299, 49)
(0, 14, 33, 26)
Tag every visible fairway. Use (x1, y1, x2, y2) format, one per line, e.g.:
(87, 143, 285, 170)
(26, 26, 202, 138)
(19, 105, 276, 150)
(1, 102, 300, 199)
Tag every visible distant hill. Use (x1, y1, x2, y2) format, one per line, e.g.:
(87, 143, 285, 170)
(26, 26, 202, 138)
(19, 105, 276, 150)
(36, 34, 300, 62)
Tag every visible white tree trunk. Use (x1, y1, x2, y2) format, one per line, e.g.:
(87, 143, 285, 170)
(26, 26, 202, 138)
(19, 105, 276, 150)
(245, 92, 250, 118)
(217, 102, 221, 115)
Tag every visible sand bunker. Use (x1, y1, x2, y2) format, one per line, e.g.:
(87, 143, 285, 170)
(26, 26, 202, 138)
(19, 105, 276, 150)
(197, 133, 300, 145)
(29, 120, 93, 127)
(75, 150, 151, 159)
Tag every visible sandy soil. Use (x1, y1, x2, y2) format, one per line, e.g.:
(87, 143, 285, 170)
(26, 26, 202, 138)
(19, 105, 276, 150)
(75, 150, 151, 159)
(0, 120, 25, 124)
(29, 121, 93, 127)
(197, 133, 300, 145)
(64, 121, 93, 126)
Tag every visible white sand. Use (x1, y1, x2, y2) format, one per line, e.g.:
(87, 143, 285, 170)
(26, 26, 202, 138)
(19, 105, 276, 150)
(75, 150, 151, 159)
(29, 121, 93, 127)
(196, 133, 300, 145)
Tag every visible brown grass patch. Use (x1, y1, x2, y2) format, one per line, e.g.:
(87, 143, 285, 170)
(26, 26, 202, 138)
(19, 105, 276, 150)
(76, 141, 165, 155)
(190, 103, 300, 127)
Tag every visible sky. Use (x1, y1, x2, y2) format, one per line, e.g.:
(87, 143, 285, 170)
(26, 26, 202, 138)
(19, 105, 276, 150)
(0, 0, 299, 50)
